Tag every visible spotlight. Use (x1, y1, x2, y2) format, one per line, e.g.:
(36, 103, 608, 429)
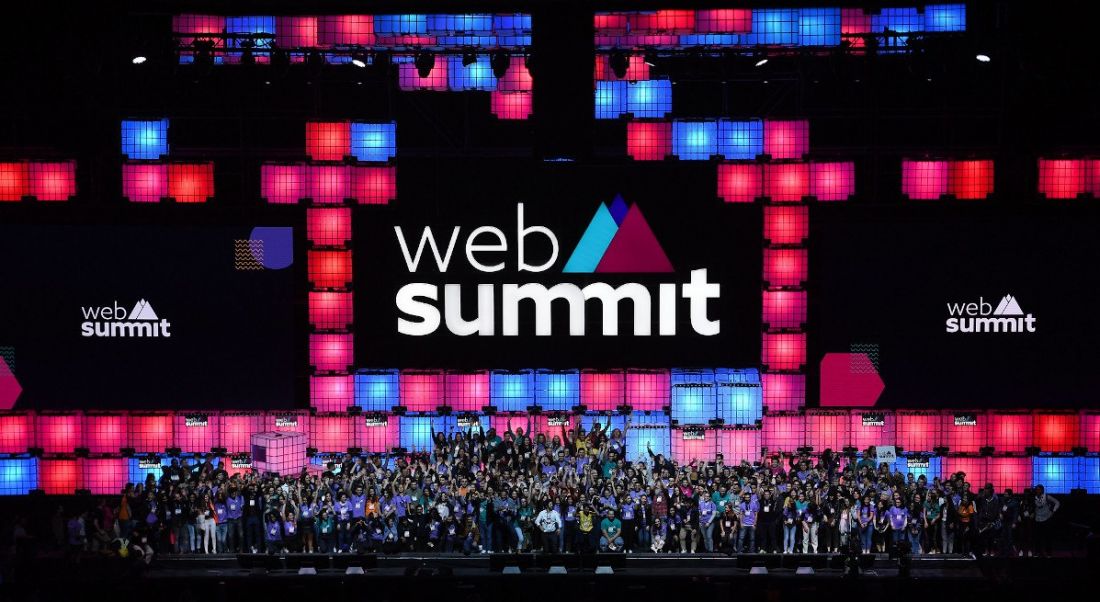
(755, 57, 769, 68)
(351, 55, 368, 68)
(415, 52, 435, 78)
(132, 56, 147, 65)
(609, 49, 629, 79)
(975, 53, 991, 63)
(461, 50, 477, 67)
(491, 51, 511, 78)
(644, 51, 659, 68)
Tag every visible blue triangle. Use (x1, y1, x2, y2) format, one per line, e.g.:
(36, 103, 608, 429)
(608, 194, 630, 225)
(562, 203, 619, 273)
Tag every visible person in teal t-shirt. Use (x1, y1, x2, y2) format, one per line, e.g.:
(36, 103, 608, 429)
(599, 509, 623, 552)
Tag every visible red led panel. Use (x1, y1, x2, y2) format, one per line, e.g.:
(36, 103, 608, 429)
(627, 121, 672, 161)
(310, 374, 355, 412)
(810, 161, 856, 201)
(593, 13, 629, 34)
(763, 120, 809, 160)
(276, 16, 318, 48)
(308, 249, 352, 288)
(445, 371, 490, 412)
(174, 412, 219, 452)
(309, 333, 353, 372)
(261, 164, 306, 204)
(901, 160, 949, 200)
(398, 61, 449, 91)
(167, 162, 214, 203)
(27, 161, 77, 201)
(129, 412, 173, 453)
(719, 427, 761, 463)
(949, 160, 994, 200)
(39, 459, 81, 494)
(350, 165, 397, 205)
(763, 163, 810, 202)
(498, 57, 533, 91)
(400, 370, 444, 412)
(631, 10, 696, 34)
(841, 9, 871, 48)
(594, 55, 649, 81)
(220, 412, 264, 453)
(529, 414, 573, 439)
(311, 413, 352, 453)
(1089, 160, 1100, 197)
(762, 373, 805, 412)
(173, 14, 225, 48)
(848, 410, 896, 450)
(989, 457, 1031, 492)
(671, 427, 717, 463)
(0, 162, 28, 201)
(82, 458, 128, 495)
(490, 414, 528, 440)
(580, 370, 625, 411)
(695, 9, 752, 33)
(761, 333, 806, 371)
(761, 413, 806, 451)
(307, 164, 350, 204)
(318, 15, 375, 47)
(267, 410, 311, 435)
(941, 456, 988, 489)
(763, 205, 808, 244)
(82, 412, 128, 454)
(762, 290, 807, 330)
(806, 410, 850, 451)
(1033, 412, 1080, 453)
(122, 163, 168, 203)
(1083, 412, 1100, 453)
(35, 412, 82, 454)
(356, 414, 399, 453)
(717, 163, 762, 203)
(0, 412, 34, 453)
(942, 412, 987, 454)
(989, 411, 1034, 454)
(625, 369, 670, 412)
(490, 91, 533, 120)
(1037, 159, 1088, 199)
(309, 291, 353, 330)
(306, 207, 352, 247)
(763, 248, 808, 287)
(895, 411, 942, 453)
(306, 122, 351, 162)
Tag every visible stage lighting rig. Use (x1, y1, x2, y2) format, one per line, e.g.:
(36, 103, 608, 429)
(609, 49, 629, 79)
(461, 49, 478, 67)
(415, 51, 435, 78)
(491, 51, 511, 78)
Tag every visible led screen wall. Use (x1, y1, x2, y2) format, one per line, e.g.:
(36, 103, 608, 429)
(0, 213, 300, 409)
(354, 159, 762, 368)
(810, 202, 1100, 408)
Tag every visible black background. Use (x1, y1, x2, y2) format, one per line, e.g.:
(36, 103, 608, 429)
(0, 207, 302, 409)
(809, 202, 1100, 408)
(355, 158, 762, 369)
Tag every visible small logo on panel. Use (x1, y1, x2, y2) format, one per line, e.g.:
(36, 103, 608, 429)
(80, 300, 172, 338)
(945, 295, 1037, 334)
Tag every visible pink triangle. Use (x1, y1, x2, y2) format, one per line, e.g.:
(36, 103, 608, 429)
(595, 204, 674, 273)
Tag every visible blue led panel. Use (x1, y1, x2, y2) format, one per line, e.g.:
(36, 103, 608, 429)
(718, 119, 764, 159)
(496, 35, 533, 48)
(350, 122, 397, 163)
(749, 9, 799, 45)
(534, 370, 580, 411)
(626, 80, 672, 119)
(128, 455, 168, 485)
(436, 35, 498, 47)
(373, 14, 429, 36)
(671, 368, 716, 386)
(491, 370, 535, 412)
(225, 16, 276, 49)
(630, 412, 671, 428)
(121, 119, 169, 160)
(672, 120, 719, 161)
(447, 55, 497, 91)
(670, 383, 717, 424)
(1080, 457, 1100, 494)
(894, 456, 941, 482)
(595, 81, 628, 119)
(872, 8, 922, 47)
(626, 425, 670, 464)
(493, 14, 532, 34)
(717, 382, 763, 425)
(400, 416, 434, 452)
(581, 414, 626, 436)
(799, 8, 842, 47)
(924, 4, 966, 33)
(715, 368, 761, 384)
(678, 34, 740, 46)
(355, 369, 400, 412)
(0, 457, 37, 496)
(1032, 457, 1080, 494)
(427, 14, 494, 36)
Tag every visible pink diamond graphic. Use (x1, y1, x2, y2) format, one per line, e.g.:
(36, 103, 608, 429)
(0, 357, 22, 410)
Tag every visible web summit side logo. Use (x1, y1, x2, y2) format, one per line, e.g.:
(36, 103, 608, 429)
(393, 196, 719, 337)
(80, 299, 173, 338)
(945, 294, 1037, 334)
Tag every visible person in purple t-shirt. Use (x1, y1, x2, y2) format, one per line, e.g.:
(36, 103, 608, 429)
(738, 492, 760, 553)
(264, 512, 282, 554)
(886, 498, 910, 548)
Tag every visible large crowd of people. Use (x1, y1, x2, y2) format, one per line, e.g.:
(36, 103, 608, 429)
(37, 422, 1063, 559)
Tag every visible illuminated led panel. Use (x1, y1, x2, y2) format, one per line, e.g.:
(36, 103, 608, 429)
(761, 413, 806, 450)
(309, 333, 353, 372)
(498, 57, 533, 91)
(122, 163, 168, 203)
(672, 120, 718, 161)
(129, 412, 174, 453)
(270, 410, 311, 435)
(810, 162, 856, 201)
(799, 8, 842, 47)
(400, 370, 443, 412)
(717, 163, 762, 203)
(306, 122, 350, 162)
(806, 411, 850, 451)
(356, 413, 399, 453)
(490, 370, 534, 412)
(306, 207, 352, 247)
(350, 165, 397, 204)
(595, 81, 627, 119)
(762, 373, 805, 412)
(39, 459, 81, 495)
(626, 422, 670, 464)
(762, 333, 806, 372)
(173, 14, 224, 48)
(762, 290, 807, 330)
(310, 374, 354, 412)
(81, 413, 127, 454)
(625, 369, 670, 412)
(671, 427, 717, 463)
(447, 55, 497, 91)
(594, 55, 649, 82)
(849, 410, 895, 450)
(220, 412, 264, 454)
(1032, 456, 1078, 494)
(763, 163, 810, 202)
(311, 413, 352, 453)
(0, 412, 34, 453)
(427, 14, 494, 36)
(261, 164, 306, 204)
(307, 250, 352, 288)
(35, 412, 82, 454)
(989, 457, 1031, 492)
(989, 411, 1034, 454)
(841, 9, 871, 48)
(593, 13, 629, 35)
(942, 411, 986, 454)
(0, 458, 37, 496)
(27, 161, 77, 201)
(173, 412, 219, 452)
(949, 160, 994, 200)
(719, 427, 761, 463)
(925, 4, 966, 32)
(670, 383, 716, 424)
(167, 162, 214, 203)
(764, 205, 808, 245)
(318, 15, 375, 46)
(399, 415, 434, 452)
(121, 119, 169, 160)
(1037, 159, 1088, 199)
(717, 120, 763, 160)
(763, 120, 809, 160)
(627, 121, 672, 161)
(534, 370, 579, 412)
(309, 291, 353, 330)
(350, 122, 396, 163)
(1078, 457, 1100, 494)
(942, 456, 990, 486)
(901, 159, 950, 200)
(0, 162, 28, 201)
(374, 14, 429, 36)
(895, 411, 942, 453)
(626, 80, 672, 119)
(871, 8, 922, 47)
(1033, 412, 1080, 453)
(580, 370, 625, 411)
(695, 9, 752, 33)
(763, 248, 808, 287)
(275, 16, 318, 48)
(749, 9, 799, 45)
(1083, 412, 1100, 453)
(444, 371, 490, 412)
(631, 10, 695, 34)
(398, 61, 449, 91)
(717, 382, 762, 425)
(490, 91, 532, 120)
(355, 370, 400, 412)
